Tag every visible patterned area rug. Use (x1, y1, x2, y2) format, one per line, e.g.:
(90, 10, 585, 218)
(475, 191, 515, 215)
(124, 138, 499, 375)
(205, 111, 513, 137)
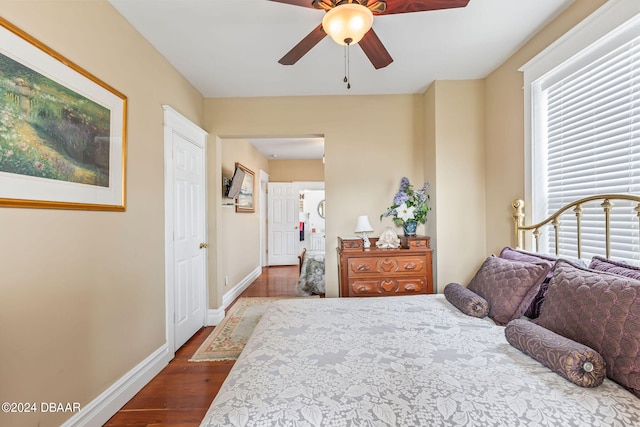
(189, 297, 309, 362)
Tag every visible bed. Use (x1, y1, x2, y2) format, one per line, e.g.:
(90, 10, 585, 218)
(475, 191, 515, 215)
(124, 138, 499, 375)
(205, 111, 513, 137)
(296, 248, 325, 296)
(201, 194, 640, 426)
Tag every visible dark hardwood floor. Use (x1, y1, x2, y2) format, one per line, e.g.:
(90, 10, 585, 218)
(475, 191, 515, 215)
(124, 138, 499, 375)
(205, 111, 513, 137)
(104, 265, 301, 426)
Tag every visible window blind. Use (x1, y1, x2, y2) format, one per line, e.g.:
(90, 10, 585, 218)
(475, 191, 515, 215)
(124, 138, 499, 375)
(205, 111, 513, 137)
(539, 35, 640, 263)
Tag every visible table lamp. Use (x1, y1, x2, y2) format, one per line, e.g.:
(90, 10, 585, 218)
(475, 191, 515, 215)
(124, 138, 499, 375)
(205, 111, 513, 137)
(355, 215, 374, 249)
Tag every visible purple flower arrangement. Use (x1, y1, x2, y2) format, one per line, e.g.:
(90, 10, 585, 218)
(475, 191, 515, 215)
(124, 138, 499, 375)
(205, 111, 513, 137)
(381, 177, 431, 227)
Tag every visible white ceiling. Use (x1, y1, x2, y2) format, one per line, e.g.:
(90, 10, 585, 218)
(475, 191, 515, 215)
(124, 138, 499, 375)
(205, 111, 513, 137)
(247, 137, 325, 160)
(109, 0, 574, 98)
(109, 0, 575, 160)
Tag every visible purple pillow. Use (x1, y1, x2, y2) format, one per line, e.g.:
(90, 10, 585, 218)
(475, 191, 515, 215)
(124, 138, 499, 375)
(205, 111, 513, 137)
(467, 256, 551, 326)
(589, 256, 640, 281)
(499, 247, 557, 319)
(443, 283, 489, 318)
(521, 281, 549, 319)
(505, 319, 606, 388)
(499, 247, 557, 274)
(535, 260, 640, 397)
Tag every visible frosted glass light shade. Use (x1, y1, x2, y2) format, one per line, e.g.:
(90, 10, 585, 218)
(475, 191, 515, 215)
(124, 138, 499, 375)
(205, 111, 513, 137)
(322, 3, 374, 45)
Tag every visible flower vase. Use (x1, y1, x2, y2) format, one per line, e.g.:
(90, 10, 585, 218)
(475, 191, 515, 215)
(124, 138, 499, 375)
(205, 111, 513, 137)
(403, 221, 417, 236)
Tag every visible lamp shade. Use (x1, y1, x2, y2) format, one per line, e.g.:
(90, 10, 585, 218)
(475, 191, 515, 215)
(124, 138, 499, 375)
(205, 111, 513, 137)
(322, 3, 374, 45)
(354, 215, 374, 233)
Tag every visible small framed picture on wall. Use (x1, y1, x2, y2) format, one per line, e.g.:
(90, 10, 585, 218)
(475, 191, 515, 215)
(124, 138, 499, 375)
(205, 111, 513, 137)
(235, 163, 254, 213)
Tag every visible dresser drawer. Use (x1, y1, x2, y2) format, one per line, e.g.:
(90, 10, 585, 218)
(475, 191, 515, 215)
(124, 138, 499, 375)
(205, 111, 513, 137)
(347, 256, 426, 276)
(338, 237, 363, 251)
(400, 236, 431, 249)
(349, 277, 426, 296)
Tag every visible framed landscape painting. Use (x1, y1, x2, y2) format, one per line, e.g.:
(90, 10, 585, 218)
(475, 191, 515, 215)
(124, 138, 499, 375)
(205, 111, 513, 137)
(235, 163, 254, 213)
(0, 18, 127, 211)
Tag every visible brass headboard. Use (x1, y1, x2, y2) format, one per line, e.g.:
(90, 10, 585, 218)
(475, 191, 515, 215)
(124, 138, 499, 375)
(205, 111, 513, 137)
(512, 194, 640, 259)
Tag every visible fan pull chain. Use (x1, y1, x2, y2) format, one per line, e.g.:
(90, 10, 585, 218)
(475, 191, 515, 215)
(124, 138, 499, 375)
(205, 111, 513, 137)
(344, 38, 352, 89)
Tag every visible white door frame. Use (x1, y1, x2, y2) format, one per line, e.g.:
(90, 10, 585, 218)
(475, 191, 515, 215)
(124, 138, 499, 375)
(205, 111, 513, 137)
(259, 169, 269, 267)
(163, 105, 208, 354)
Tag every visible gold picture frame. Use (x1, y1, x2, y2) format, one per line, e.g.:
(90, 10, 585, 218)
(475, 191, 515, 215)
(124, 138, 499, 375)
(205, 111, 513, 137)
(235, 163, 254, 213)
(0, 17, 127, 211)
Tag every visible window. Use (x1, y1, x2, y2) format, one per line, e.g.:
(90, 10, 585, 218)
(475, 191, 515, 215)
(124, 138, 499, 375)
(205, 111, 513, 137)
(522, 2, 640, 263)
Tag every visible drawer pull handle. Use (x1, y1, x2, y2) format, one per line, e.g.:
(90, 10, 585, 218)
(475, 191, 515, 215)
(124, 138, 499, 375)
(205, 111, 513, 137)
(404, 263, 417, 270)
(405, 284, 417, 291)
(357, 265, 371, 271)
(358, 286, 368, 292)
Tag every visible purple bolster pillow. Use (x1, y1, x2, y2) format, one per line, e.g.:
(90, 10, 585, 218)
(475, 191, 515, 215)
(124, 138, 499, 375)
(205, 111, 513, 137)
(444, 283, 489, 318)
(505, 319, 606, 388)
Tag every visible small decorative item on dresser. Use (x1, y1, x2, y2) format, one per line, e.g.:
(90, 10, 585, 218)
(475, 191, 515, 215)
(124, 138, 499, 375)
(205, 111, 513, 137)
(403, 221, 418, 236)
(376, 227, 401, 249)
(381, 177, 430, 236)
(354, 215, 374, 249)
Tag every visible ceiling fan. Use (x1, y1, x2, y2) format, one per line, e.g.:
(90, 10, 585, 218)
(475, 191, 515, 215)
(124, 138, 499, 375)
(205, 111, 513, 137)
(270, 0, 471, 70)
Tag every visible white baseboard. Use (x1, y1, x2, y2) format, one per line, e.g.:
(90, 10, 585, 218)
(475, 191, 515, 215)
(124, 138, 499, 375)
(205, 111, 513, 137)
(61, 343, 172, 427)
(206, 266, 262, 326)
(60, 267, 264, 424)
(207, 307, 225, 326)
(222, 266, 262, 308)
(60, 267, 263, 425)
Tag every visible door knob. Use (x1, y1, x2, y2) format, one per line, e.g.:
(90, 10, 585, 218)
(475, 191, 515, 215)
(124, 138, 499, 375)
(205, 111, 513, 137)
(199, 242, 208, 249)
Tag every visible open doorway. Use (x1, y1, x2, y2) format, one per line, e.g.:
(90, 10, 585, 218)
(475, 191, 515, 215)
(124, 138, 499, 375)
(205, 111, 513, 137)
(215, 136, 325, 310)
(298, 187, 325, 254)
(246, 137, 325, 267)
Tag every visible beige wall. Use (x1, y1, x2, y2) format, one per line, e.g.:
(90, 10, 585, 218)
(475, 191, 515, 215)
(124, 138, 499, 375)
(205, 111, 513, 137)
(269, 159, 324, 182)
(422, 83, 437, 261)
(425, 80, 487, 290)
(205, 95, 424, 300)
(0, 2, 203, 426)
(484, 0, 607, 255)
(221, 139, 269, 293)
(205, 89, 485, 298)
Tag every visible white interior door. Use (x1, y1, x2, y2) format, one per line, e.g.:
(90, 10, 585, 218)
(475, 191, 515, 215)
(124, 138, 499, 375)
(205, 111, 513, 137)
(163, 106, 207, 353)
(268, 182, 299, 265)
(173, 134, 206, 349)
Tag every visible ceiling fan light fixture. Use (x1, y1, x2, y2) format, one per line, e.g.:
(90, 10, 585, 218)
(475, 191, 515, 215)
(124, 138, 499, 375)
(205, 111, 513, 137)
(322, 3, 374, 45)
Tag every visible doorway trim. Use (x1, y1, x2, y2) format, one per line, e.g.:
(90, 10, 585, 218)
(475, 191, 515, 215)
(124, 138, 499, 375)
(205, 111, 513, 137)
(163, 105, 209, 354)
(259, 169, 269, 267)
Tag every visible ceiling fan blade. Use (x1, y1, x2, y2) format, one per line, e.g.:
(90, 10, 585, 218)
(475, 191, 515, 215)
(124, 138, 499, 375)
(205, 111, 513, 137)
(279, 24, 326, 65)
(267, 0, 471, 14)
(382, 0, 470, 15)
(358, 28, 393, 69)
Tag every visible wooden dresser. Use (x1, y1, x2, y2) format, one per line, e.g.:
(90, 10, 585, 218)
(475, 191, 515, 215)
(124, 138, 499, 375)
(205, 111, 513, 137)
(337, 236, 434, 297)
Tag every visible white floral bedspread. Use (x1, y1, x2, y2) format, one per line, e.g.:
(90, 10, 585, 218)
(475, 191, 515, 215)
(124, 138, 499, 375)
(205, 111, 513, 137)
(200, 295, 640, 427)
